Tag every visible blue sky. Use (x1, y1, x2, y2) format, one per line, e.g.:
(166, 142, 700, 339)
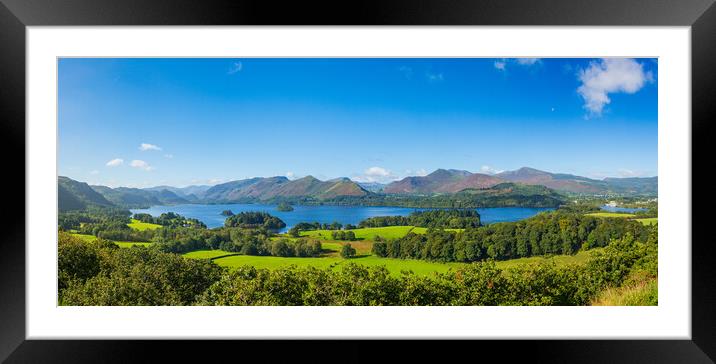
(58, 58, 657, 188)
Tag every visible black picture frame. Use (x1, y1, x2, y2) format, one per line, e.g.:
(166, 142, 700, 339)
(1, 0, 715, 362)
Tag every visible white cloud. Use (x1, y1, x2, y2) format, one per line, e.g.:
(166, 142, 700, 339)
(426, 71, 444, 82)
(577, 58, 653, 116)
(353, 166, 399, 183)
(139, 143, 162, 151)
(397, 66, 413, 79)
(617, 168, 647, 178)
(405, 168, 428, 177)
(130, 160, 154, 171)
(516, 58, 540, 65)
(285, 172, 296, 180)
(105, 158, 123, 167)
(89, 170, 100, 175)
(164, 154, 173, 159)
(494, 58, 541, 72)
(480, 165, 504, 175)
(228, 61, 243, 74)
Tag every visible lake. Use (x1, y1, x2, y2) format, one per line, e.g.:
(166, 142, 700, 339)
(130, 204, 555, 230)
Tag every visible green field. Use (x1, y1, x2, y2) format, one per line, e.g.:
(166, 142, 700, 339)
(300, 226, 417, 240)
(69, 233, 152, 248)
(183, 248, 597, 277)
(299, 226, 463, 241)
(127, 219, 162, 231)
(635, 218, 658, 226)
(586, 212, 636, 218)
(183, 250, 239, 260)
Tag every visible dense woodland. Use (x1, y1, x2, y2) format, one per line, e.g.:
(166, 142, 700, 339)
(358, 209, 482, 229)
(372, 213, 654, 262)
(224, 211, 286, 230)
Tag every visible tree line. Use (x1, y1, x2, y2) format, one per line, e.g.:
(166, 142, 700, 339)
(358, 209, 482, 229)
(372, 212, 653, 262)
(224, 211, 286, 230)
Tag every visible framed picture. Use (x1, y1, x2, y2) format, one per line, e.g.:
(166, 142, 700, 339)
(3, 0, 715, 362)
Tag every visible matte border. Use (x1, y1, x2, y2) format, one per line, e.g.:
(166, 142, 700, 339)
(1, 0, 715, 362)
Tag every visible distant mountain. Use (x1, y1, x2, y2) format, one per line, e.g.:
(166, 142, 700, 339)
(456, 182, 565, 206)
(144, 185, 212, 199)
(58, 176, 115, 211)
(384, 169, 503, 194)
(384, 167, 656, 196)
(603, 176, 658, 195)
(357, 182, 386, 193)
(495, 167, 658, 195)
(496, 167, 608, 194)
(203, 176, 369, 202)
(91, 185, 189, 208)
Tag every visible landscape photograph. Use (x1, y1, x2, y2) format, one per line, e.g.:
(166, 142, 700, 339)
(57, 57, 658, 306)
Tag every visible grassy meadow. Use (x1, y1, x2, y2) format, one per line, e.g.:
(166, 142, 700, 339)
(127, 219, 162, 231)
(69, 233, 152, 248)
(182, 243, 598, 277)
(299, 225, 463, 240)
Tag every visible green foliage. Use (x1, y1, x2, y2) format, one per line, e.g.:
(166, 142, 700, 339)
(134, 212, 207, 229)
(60, 227, 657, 306)
(359, 209, 481, 229)
(224, 211, 286, 230)
(378, 211, 653, 263)
(340, 243, 357, 259)
(331, 230, 356, 241)
(60, 244, 224, 305)
(276, 202, 294, 212)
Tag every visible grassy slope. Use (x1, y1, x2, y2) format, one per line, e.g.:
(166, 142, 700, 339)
(591, 279, 658, 306)
(127, 219, 162, 231)
(585, 212, 657, 226)
(69, 233, 152, 248)
(586, 212, 636, 218)
(299, 226, 463, 240)
(183, 248, 597, 277)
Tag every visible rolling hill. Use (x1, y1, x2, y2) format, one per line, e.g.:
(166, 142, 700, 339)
(90, 185, 189, 208)
(202, 176, 369, 202)
(384, 167, 657, 196)
(58, 176, 115, 211)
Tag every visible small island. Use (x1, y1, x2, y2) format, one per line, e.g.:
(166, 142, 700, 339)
(220, 209, 234, 216)
(277, 202, 294, 212)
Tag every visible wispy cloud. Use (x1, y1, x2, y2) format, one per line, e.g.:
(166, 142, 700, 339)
(164, 154, 173, 159)
(516, 58, 540, 66)
(404, 168, 428, 177)
(494, 58, 541, 72)
(105, 158, 123, 167)
(228, 61, 243, 75)
(480, 165, 504, 175)
(426, 71, 444, 82)
(617, 168, 647, 178)
(577, 58, 653, 116)
(353, 166, 399, 183)
(89, 170, 100, 175)
(139, 143, 162, 151)
(397, 66, 413, 79)
(130, 160, 154, 171)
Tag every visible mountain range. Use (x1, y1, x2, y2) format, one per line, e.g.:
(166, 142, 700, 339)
(57, 167, 657, 211)
(384, 167, 657, 195)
